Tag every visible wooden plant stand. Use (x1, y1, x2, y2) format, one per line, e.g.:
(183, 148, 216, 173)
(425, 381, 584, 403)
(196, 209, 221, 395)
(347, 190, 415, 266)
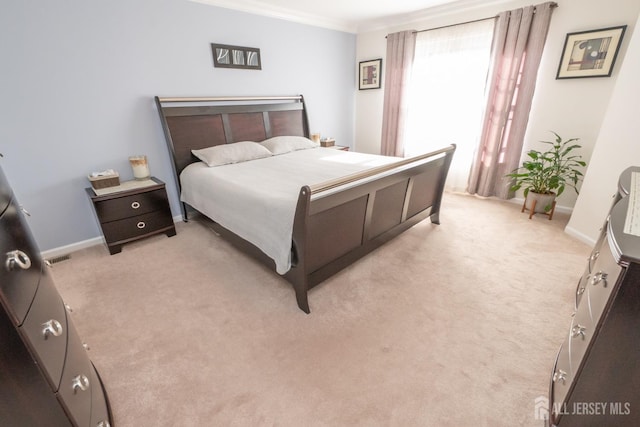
(522, 198, 556, 220)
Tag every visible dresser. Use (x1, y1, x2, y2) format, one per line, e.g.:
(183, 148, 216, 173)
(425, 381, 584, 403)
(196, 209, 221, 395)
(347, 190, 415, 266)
(86, 177, 176, 254)
(548, 166, 640, 426)
(0, 164, 113, 426)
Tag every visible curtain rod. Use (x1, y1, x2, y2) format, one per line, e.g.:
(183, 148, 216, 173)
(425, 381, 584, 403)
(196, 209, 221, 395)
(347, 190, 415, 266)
(387, 2, 558, 37)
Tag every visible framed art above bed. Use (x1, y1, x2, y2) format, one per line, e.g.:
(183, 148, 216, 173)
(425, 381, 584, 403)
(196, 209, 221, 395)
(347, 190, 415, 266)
(155, 95, 455, 313)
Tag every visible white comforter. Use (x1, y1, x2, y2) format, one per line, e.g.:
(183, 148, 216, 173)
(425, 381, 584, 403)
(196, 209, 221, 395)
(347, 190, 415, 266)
(180, 147, 400, 274)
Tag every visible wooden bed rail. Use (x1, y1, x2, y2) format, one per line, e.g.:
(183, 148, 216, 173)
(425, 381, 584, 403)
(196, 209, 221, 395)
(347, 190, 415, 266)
(309, 144, 456, 195)
(156, 95, 304, 103)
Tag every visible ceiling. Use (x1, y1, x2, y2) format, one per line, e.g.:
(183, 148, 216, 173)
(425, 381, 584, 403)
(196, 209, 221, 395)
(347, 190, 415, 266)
(189, 0, 485, 33)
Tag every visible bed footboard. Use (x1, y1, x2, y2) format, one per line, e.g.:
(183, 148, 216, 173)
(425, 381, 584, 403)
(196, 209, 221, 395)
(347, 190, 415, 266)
(285, 144, 456, 313)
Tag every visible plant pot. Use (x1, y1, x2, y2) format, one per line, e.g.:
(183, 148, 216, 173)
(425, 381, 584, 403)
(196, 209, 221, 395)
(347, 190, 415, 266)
(525, 191, 557, 213)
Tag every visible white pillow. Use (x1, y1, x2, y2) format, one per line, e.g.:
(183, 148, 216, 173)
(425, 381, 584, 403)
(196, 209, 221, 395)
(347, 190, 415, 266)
(261, 136, 319, 155)
(192, 141, 272, 167)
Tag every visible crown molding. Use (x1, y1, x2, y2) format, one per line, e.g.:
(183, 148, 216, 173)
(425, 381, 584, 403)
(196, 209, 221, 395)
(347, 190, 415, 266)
(188, 0, 358, 33)
(356, 0, 512, 33)
(189, 0, 514, 34)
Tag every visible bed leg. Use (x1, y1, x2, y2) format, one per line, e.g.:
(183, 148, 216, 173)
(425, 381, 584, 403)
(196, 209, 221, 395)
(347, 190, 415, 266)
(295, 289, 310, 314)
(430, 212, 440, 225)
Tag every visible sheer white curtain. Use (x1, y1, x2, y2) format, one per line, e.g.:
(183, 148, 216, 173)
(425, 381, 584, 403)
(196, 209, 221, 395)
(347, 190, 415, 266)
(404, 19, 494, 192)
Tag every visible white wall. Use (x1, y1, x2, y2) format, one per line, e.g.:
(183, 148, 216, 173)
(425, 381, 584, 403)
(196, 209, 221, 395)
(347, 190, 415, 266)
(0, 0, 356, 252)
(566, 12, 640, 244)
(355, 0, 640, 211)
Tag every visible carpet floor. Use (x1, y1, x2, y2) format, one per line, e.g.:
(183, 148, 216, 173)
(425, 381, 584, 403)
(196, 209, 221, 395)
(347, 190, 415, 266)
(51, 192, 590, 427)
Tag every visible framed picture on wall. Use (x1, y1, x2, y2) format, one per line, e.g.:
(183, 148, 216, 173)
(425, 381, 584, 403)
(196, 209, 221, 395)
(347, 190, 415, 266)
(211, 43, 262, 70)
(359, 58, 382, 90)
(556, 25, 627, 79)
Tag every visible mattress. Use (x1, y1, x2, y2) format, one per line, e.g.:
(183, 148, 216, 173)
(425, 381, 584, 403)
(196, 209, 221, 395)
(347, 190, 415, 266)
(180, 147, 400, 274)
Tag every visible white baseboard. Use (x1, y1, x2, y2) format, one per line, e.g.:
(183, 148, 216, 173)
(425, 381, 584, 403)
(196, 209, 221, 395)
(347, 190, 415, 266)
(564, 226, 597, 247)
(40, 215, 185, 260)
(41, 236, 104, 260)
(505, 197, 595, 247)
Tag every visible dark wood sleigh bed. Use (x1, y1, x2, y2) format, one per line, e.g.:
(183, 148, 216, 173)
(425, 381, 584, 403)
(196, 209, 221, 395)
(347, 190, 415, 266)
(154, 95, 455, 313)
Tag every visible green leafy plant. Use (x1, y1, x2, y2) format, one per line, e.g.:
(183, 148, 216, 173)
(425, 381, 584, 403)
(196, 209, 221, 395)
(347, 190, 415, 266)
(506, 131, 587, 199)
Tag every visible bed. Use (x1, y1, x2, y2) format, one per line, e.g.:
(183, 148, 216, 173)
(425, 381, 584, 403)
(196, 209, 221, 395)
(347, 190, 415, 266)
(155, 95, 455, 313)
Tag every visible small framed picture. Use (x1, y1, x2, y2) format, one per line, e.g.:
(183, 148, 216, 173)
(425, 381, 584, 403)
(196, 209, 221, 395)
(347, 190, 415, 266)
(556, 25, 627, 79)
(359, 58, 382, 90)
(211, 43, 261, 70)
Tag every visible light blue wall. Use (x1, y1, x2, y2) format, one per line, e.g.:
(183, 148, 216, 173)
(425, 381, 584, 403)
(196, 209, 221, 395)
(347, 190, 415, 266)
(0, 0, 356, 251)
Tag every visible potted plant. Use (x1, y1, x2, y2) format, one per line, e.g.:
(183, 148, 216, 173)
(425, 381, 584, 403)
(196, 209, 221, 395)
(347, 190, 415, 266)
(506, 131, 587, 214)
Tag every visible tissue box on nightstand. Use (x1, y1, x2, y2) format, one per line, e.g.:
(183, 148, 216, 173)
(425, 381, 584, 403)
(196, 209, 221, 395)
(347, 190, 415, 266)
(88, 171, 120, 189)
(320, 138, 335, 147)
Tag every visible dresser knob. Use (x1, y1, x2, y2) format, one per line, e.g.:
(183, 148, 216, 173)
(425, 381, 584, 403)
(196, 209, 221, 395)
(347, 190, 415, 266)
(591, 271, 608, 287)
(136, 221, 146, 229)
(553, 369, 568, 384)
(571, 324, 587, 340)
(42, 319, 63, 339)
(71, 374, 90, 393)
(131, 201, 141, 209)
(5, 250, 31, 271)
(97, 421, 111, 427)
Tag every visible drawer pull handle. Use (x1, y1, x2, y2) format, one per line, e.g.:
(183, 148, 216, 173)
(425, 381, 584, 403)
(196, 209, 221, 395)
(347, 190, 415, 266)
(97, 421, 111, 427)
(131, 201, 141, 209)
(5, 250, 31, 271)
(576, 286, 585, 295)
(591, 271, 608, 287)
(71, 374, 90, 393)
(137, 221, 146, 229)
(553, 369, 568, 384)
(42, 319, 63, 339)
(571, 324, 587, 340)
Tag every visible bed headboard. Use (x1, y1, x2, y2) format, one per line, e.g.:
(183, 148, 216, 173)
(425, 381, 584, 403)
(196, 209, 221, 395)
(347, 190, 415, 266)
(154, 95, 310, 194)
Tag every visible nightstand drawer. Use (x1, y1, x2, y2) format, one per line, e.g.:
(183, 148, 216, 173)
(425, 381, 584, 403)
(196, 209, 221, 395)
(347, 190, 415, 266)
(101, 210, 174, 243)
(20, 269, 67, 392)
(94, 188, 169, 223)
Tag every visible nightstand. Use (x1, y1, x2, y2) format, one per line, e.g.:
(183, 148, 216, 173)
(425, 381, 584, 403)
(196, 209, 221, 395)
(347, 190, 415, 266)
(332, 145, 349, 151)
(86, 177, 176, 254)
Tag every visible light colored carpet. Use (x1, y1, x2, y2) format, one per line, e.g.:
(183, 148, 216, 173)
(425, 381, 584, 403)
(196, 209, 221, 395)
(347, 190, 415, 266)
(51, 193, 590, 427)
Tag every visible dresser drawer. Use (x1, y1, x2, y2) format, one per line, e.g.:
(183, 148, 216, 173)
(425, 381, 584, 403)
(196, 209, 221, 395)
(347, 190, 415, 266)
(20, 269, 67, 392)
(0, 166, 12, 215)
(567, 305, 593, 376)
(89, 365, 112, 427)
(0, 201, 42, 326)
(101, 210, 174, 244)
(94, 187, 169, 223)
(550, 342, 572, 424)
(57, 320, 93, 427)
(585, 236, 622, 325)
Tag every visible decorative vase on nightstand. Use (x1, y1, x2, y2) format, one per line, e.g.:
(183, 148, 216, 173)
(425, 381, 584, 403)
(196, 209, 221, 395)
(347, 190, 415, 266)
(129, 155, 150, 180)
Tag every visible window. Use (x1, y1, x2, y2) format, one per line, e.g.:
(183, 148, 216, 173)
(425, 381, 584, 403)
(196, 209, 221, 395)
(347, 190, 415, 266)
(404, 19, 494, 192)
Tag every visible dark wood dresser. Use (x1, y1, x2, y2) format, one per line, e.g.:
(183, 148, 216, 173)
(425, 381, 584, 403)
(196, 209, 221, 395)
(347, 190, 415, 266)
(0, 164, 113, 426)
(86, 177, 176, 254)
(548, 166, 640, 426)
